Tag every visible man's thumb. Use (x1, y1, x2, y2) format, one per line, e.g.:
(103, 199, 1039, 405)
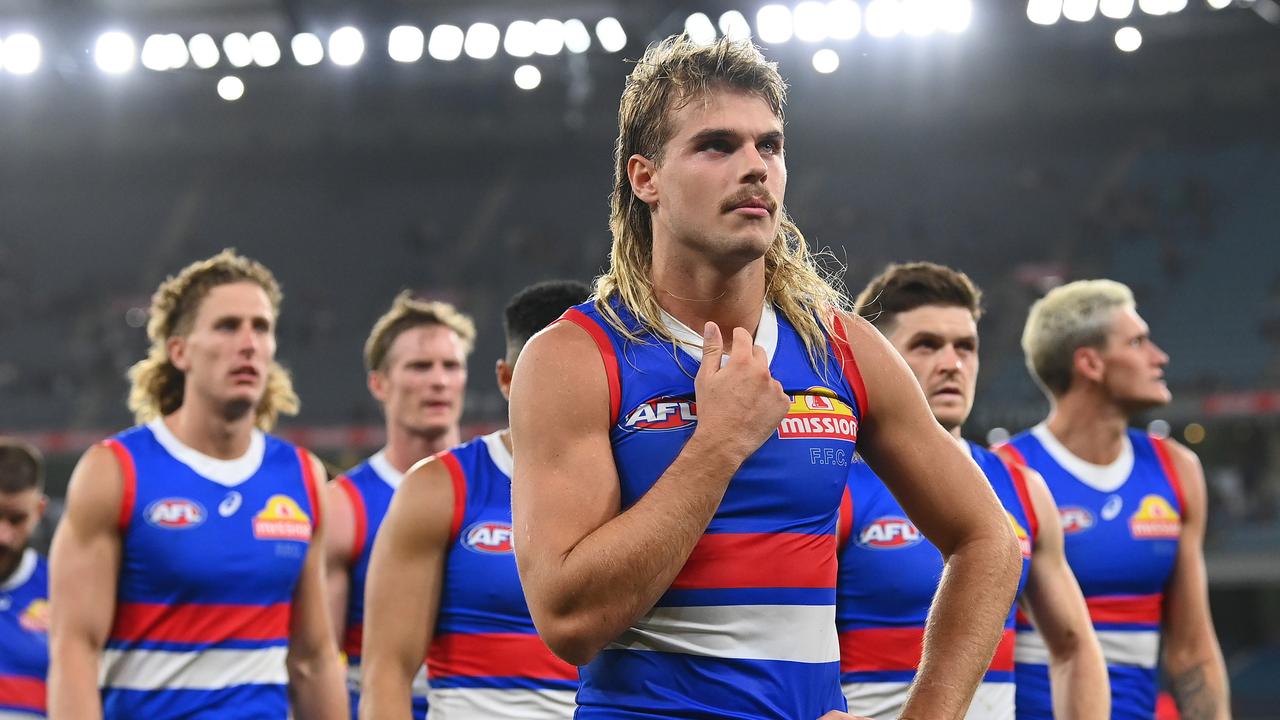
(698, 321, 723, 376)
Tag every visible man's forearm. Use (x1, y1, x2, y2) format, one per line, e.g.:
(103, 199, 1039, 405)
(48, 643, 104, 720)
(289, 650, 350, 720)
(1049, 643, 1110, 720)
(359, 661, 417, 720)
(901, 534, 1021, 719)
(1167, 658, 1230, 720)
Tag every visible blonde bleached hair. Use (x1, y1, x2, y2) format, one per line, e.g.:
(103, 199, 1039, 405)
(127, 249, 299, 431)
(364, 292, 476, 373)
(595, 33, 848, 365)
(1022, 279, 1136, 397)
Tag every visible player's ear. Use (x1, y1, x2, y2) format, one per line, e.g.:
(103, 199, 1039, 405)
(496, 358, 514, 401)
(167, 335, 190, 373)
(368, 370, 390, 404)
(1073, 346, 1105, 384)
(628, 154, 660, 205)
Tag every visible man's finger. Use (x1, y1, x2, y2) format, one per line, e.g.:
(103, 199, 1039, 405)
(698, 321, 724, 376)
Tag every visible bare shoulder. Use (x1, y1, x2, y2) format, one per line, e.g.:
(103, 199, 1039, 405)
(64, 442, 126, 528)
(511, 315, 613, 432)
(391, 454, 458, 537)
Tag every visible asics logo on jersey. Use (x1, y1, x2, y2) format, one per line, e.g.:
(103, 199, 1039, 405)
(145, 498, 207, 530)
(462, 521, 514, 554)
(1100, 494, 1124, 521)
(857, 517, 923, 549)
(1129, 495, 1181, 540)
(777, 388, 858, 443)
(1060, 506, 1095, 535)
(621, 397, 698, 432)
(219, 491, 243, 517)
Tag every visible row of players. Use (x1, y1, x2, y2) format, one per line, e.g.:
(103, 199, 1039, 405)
(0, 33, 1229, 720)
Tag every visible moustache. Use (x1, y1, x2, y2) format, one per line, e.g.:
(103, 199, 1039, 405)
(720, 188, 778, 214)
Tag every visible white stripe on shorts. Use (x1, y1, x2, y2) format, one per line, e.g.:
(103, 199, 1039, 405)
(1015, 627, 1159, 669)
(100, 646, 288, 690)
(427, 687, 576, 719)
(843, 681, 1013, 720)
(607, 603, 838, 664)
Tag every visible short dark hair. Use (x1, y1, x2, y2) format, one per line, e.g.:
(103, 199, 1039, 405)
(0, 439, 43, 494)
(854, 262, 983, 332)
(504, 280, 593, 362)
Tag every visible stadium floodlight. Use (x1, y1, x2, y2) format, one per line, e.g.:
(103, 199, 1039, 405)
(389, 25, 425, 62)
(250, 31, 281, 67)
(1100, 0, 1136, 18)
(0, 36, 4, 72)
(596, 17, 627, 53)
(514, 64, 541, 90)
(505, 21, 536, 57)
(217, 75, 244, 101)
(142, 35, 171, 71)
(811, 48, 840, 73)
(291, 33, 323, 66)
(1167, 0, 1188, 11)
(329, 26, 364, 66)
(756, 5, 794, 44)
(428, 25, 464, 61)
(2, 33, 41, 75)
(95, 31, 137, 74)
(1138, 0, 1169, 14)
(685, 13, 717, 46)
(901, 0, 939, 36)
(534, 19, 565, 56)
(222, 32, 252, 68)
(164, 34, 189, 69)
(1206, 0, 1231, 8)
(794, 1, 830, 42)
(719, 10, 753, 40)
(189, 33, 220, 69)
(1027, 0, 1064, 24)
(938, 0, 974, 33)
(563, 19, 592, 53)
(865, 0, 903, 37)
(1062, 0, 1099, 21)
(1114, 25, 1142, 50)
(464, 23, 500, 60)
(826, 1, 862, 40)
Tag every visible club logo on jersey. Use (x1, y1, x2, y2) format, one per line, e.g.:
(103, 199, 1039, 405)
(620, 396, 698, 432)
(145, 498, 207, 530)
(857, 516, 923, 549)
(1008, 513, 1032, 558)
(1059, 506, 1095, 535)
(252, 495, 313, 542)
(777, 388, 858, 443)
(1129, 495, 1181, 540)
(19, 599, 50, 633)
(461, 520, 515, 554)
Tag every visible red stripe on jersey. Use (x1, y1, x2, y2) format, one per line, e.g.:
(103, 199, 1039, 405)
(427, 632, 577, 681)
(1149, 436, 1187, 517)
(830, 315, 869, 423)
(110, 602, 291, 643)
(1015, 608, 1032, 627)
(0, 675, 46, 712)
(1086, 593, 1163, 625)
(558, 308, 622, 425)
(1002, 459, 1040, 546)
(102, 439, 137, 531)
(671, 532, 836, 590)
(335, 475, 368, 561)
(840, 627, 1015, 673)
(297, 447, 322, 531)
(992, 442, 1028, 468)
(343, 622, 363, 659)
(837, 486, 854, 552)
(438, 452, 468, 544)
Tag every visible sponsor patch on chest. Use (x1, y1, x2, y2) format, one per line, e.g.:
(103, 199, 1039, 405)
(1129, 495, 1181, 540)
(777, 388, 858, 443)
(19, 599, 50, 633)
(252, 494, 313, 541)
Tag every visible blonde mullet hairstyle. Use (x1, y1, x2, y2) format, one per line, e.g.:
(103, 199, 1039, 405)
(127, 249, 299, 431)
(1021, 278, 1136, 398)
(363, 291, 477, 373)
(595, 33, 849, 366)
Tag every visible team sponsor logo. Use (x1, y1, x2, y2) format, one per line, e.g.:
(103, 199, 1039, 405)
(620, 396, 697, 432)
(1008, 513, 1032, 558)
(1100, 494, 1124, 521)
(1059, 506, 1095, 535)
(19, 599, 50, 633)
(777, 387, 858, 443)
(145, 497, 207, 530)
(461, 520, 514, 554)
(1129, 495, 1181, 540)
(252, 495, 313, 541)
(857, 516, 923, 549)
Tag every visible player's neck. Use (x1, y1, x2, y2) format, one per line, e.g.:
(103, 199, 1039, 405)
(649, 244, 766, 339)
(383, 424, 459, 474)
(162, 404, 256, 460)
(1044, 391, 1130, 465)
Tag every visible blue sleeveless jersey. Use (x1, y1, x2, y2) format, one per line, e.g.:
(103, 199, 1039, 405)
(836, 441, 1035, 720)
(333, 451, 428, 719)
(560, 299, 867, 719)
(998, 426, 1183, 720)
(0, 550, 49, 718)
(99, 420, 321, 719)
(428, 431, 578, 718)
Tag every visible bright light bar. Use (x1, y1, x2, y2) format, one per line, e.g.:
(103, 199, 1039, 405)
(719, 10, 753, 40)
(1168, 0, 1188, 10)
(756, 5, 794, 44)
(596, 17, 627, 53)
(1207, 0, 1231, 8)
(2, 33, 41, 75)
(826, 1, 862, 40)
(685, 13, 717, 45)
(938, 0, 974, 33)
(141, 34, 170, 71)
(389, 25, 425, 62)
(505, 20, 537, 57)
(793, 1, 829, 42)
(428, 25, 463, 61)
(222, 32, 252, 68)
(901, 0, 940, 36)
(1027, 0, 1064, 25)
(217, 75, 244, 101)
(812, 48, 839, 73)
(1100, 0, 1136, 18)
(464, 23, 500, 59)
(534, 19, 564, 56)
(329, 26, 364, 66)
(514, 64, 541, 90)
(1138, 0, 1169, 14)
(250, 31, 280, 67)
(291, 33, 323, 66)
(563, 19, 592, 53)
(865, 0, 903, 37)
(189, 33, 220, 68)
(1062, 0, 1100, 22)
(165, 34, 189, 69)
(95, 31, 137, 74)
(1115, 25, 1142, 51)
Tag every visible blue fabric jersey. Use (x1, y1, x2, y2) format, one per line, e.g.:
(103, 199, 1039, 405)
(0, 549, 49, 718)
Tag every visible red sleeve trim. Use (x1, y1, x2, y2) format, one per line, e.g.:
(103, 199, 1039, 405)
(830, 315, 869, 424)
(1002, 458, 1040, 547)
(837, 484, 854, 552)
(556, 308, 622, 425)
(296, 447, 323, 532)
(334, 475, 368, 561)
(438, 452, 468, 544)
(1149, 435, 1187, 516)
(101, 439, 137, 532)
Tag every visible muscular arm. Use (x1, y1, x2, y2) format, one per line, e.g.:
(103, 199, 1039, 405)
(1160, 441, 1230, 720)
(287, 453, 349, 720)
(845, 316, 1022, 719)
(510, 322, 790, 665)
(359, 458, 452, 720)
(1017, 467, 1109, 719)
(47, 444, 124, 720)
(323, 479, 356, 651)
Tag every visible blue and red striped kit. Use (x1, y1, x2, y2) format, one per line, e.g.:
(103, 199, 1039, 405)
(0, 549, 49, 718)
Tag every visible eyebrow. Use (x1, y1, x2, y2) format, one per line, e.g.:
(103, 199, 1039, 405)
(687, 128, 785, 146)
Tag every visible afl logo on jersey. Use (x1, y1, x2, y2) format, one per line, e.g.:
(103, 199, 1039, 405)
(462, 521, 514, 554)
(857, 517, 923, 550)
(1129, 495, 1181, 540)
(1059, 506, 1095, 535)
(145, 498, 207, 530)
(621, 397, 698, 432)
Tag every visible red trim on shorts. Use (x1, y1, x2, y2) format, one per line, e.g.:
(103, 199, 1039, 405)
(438, 451, 468, 544)
(830, 315, 869, 424)
(101, 439, 137, 532)
(334, 475, 368, 561)
(1149, 435, 1187, 516)
(837, 485, 854, 552)
(557, 308, 622, 425)
(297, 447, 322, 532)
(1002, 459, 1040, 547)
